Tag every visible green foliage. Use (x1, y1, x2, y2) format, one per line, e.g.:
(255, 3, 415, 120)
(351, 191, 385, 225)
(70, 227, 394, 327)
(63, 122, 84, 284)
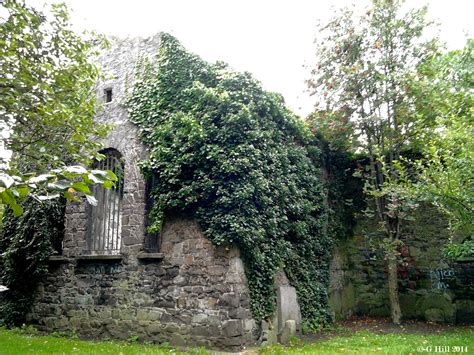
(127, 335, 140, 344)
(407, 40, 474, 236)
(443, 240, 474, 260)
(308, 0, 437, 156)
(307, 0, 439, 233)
(0, 0, 117, 212)
(0, 166, 118, 215)
(306, 110, 353, 152)
(50, 330, 79, 339)
(13, 324, 39, 336)
(0, 198, 65, 326)
(0, 1, 119, 324)
(0, 0, 109, 173)
(306, 124, 365, 242)
(127, 34, 332, 326)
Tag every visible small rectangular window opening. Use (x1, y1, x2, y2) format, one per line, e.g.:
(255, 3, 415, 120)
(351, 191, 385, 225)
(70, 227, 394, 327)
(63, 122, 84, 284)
(104, 88, 113, 103)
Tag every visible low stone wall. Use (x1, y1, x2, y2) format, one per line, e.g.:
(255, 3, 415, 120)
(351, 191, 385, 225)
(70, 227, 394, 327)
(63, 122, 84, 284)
(27, 216, 259, 350)
(329, 207, 474, 324)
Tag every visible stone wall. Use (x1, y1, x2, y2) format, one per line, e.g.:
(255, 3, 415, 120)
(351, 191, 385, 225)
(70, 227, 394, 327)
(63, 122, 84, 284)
(28, 216, 258, 350)
(26, 34, 260, 350)
(329, 206, 474, 324)
(59, 34, 161, 258)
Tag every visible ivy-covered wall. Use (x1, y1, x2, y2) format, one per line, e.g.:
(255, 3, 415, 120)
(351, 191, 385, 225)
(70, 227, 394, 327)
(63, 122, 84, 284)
(329, 206, 474, 324)
(126, 33, 333, 329)
(0, 198, 65, 326)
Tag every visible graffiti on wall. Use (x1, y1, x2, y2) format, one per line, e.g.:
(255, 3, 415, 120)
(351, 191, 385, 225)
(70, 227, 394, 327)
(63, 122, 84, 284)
(429, 268, 455, 289)
(76, 263, 124, 275)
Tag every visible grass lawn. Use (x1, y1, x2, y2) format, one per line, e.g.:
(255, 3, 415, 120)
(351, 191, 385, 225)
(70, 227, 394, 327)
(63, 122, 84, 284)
(0, 328, 209, 354)
(260, 328, 474, 354)
(0, 326, 472, 354)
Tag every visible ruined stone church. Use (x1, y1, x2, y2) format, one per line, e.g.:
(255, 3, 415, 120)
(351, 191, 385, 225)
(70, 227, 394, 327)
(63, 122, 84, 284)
(27, 34, 301, 350)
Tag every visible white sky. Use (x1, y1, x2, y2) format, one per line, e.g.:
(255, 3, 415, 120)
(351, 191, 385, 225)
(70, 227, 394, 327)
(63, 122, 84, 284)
(19, 0, 474, 117)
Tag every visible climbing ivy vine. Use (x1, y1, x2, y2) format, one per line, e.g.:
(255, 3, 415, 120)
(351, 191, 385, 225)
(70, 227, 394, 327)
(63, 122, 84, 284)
(127, 34, 332, 327)
(0, 198, 65, 326)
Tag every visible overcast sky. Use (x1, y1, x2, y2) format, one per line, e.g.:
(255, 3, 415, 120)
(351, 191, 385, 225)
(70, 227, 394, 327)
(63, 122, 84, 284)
(21, 0, 474, 117)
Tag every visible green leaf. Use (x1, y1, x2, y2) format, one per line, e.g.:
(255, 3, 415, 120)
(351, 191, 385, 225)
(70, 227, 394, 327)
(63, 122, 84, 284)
(11, 203, 24, 217)
(16, 186, 29, 197)
(36, 194, 60, 201)
(71, 182, 91, 194)
(1, 189, 17, 206)
(64, 166, 88, 175)
(102, 180, 115, 189)
(63, 190, 80, 202)
(91, 169, 117, 181)
(28, 174, 55, 184)
(106, 170, 118, 181)
(91, 169, 108, 177)
(87, 173, 104, 184)
(48, 179, 71, 190)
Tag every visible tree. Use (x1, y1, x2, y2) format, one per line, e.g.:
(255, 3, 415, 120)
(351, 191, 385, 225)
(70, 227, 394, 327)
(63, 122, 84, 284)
(0, 0, 115, 213)
(308, 0, 438, 324)
(408, 39, 474, 252)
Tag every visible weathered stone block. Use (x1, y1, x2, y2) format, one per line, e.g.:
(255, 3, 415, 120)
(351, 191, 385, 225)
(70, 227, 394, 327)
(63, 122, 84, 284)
(136, 309, 149, 321)
(192, 313, 208, 323)
(208, 265, 225, 276)
(276, 285, 301, 332)
(223, 319, 244, 337)
(219, 292, 240, 308)
(70, 317, 83, 328)
(147, 322, 162, 335)
(148, 309, 163, 321)
(171, 333, 187, 347)
(279, 320, 296, 345)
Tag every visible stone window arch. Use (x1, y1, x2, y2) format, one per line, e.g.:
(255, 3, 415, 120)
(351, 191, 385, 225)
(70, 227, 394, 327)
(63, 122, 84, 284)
(87, 148, 124, 255)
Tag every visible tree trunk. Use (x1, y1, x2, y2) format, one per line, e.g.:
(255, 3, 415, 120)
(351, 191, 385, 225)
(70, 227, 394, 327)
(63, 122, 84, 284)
(387, 253, 402, 324)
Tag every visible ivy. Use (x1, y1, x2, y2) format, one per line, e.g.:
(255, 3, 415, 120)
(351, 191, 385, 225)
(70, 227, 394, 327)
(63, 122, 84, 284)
(443, 240, 474, 260)
(311, 132, 366, 243)
(127, 34, 332, 326)
(0, 198, 65, 326)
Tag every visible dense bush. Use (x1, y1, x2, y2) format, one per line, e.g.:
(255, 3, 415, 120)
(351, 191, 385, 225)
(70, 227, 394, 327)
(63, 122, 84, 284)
(127, 34, 333, 327)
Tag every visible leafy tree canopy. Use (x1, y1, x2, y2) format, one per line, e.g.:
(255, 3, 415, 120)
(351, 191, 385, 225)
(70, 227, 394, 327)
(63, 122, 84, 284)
(406, 39, 474, 239)
(0, 0, 115, 213)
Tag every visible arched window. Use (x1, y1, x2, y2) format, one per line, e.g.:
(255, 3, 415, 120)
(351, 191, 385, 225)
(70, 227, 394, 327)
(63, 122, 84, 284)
(87, 149, 124, 255)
